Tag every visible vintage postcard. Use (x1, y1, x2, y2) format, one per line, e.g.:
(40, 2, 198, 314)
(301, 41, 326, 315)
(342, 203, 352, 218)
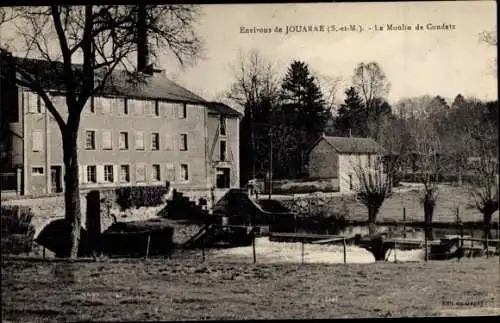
(0, 1, 498, 320)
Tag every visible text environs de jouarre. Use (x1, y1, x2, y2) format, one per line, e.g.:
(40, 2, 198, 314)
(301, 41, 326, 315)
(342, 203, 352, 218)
(240, 23, 456, 34)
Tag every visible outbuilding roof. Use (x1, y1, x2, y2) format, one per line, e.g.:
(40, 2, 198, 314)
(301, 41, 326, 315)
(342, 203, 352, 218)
(313, 135, 385, 154)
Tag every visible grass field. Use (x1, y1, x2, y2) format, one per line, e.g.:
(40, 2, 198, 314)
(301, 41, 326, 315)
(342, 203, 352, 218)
(308, 183, 489, 224)
(2, 257, 499, 321)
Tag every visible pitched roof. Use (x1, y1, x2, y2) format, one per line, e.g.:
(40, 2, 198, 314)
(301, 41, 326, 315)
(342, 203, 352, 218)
(3, 55, 205, 103)
(206, 102, 243, 117)
(318, 135, 385, 154)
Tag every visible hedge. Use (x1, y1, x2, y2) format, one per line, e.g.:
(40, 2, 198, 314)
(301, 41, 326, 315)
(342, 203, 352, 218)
(1, 205, 36, 254)
(115, 186, 168, 210)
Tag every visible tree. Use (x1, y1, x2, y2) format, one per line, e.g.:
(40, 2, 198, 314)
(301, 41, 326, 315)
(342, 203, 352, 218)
(352, 62, 390, 111)
(334, 86, 366, 137)
(0, 5, 202, 258)
(352, 156, 392, 237)
(465, 99, 499, 241)
(413, 119, 441, 240)
(226, 49, 281, 185)
(279, 60, 328, 177)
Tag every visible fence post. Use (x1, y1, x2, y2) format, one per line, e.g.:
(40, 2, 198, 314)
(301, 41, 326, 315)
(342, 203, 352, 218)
(145, 233, 151, 259)
(16, 168, 22, 196)
(301, 240, 305, 264)
(252, 227, 256, 264)
(424, 230, 428, 262)
(394, 240, 398, 262)
(202, 237, 205, 262)
(343, 238, 347, 264)
(403, 208, 406, 239)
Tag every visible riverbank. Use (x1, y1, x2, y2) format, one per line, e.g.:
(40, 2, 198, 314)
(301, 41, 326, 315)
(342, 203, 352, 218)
(2, 257, 498, 320)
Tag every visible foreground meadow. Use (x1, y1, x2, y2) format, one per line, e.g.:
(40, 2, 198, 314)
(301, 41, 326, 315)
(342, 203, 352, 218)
(2, 256, 499, 321)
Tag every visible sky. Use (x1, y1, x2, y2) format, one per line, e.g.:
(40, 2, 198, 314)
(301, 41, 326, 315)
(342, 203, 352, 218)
(159, 1, 497, 106)
(0, 2, 497, 107)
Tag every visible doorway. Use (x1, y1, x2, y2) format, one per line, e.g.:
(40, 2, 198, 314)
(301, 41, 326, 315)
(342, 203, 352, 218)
(216, 167, 230, 189)
(51, 166, 62, 193)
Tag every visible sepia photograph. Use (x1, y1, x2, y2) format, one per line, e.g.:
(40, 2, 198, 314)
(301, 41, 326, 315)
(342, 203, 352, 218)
(0, 1, 498, 320)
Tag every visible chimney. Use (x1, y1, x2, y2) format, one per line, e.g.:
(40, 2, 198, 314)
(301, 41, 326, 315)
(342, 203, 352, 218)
(137, 4, 149, 74)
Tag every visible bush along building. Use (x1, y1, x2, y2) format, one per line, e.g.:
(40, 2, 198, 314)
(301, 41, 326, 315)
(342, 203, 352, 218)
(0, 53, 242, 204)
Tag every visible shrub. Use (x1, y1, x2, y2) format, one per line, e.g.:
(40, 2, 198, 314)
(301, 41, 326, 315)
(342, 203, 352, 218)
(1, 205, 36, 254)
(115, 186, 168, 211)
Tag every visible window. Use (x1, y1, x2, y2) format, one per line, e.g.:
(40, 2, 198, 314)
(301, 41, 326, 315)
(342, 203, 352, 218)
(220, 140, 227, 161)
(86, 97, 94, 113)
(179, 134, 188, 151)
(180, 164, 189, 181)
(32, 131, 43, 152)
(154, 102, 160, 116)
(136, 164, 146, 182)
(160, 102, 174, 119)
(151, 133, 160, 150)
(85, 130, 96, 150)
(119, 132, 128, 150)
(120, 165, 130, 183)
(135, 131, 144, 150)
(152, 164, 161, 182)
(32, 167, 44, 175)
(349, 174, 353, 190)
(102, 130, 112, 150)
(87, 165, 97, 183)
(165, 134, 174, 151)
(26, 92, 38, 113)
(129, 99, 144, 115)
(220, 116, 226, 136)
(104, 165, 114, 183)
(367, 154, 371, 168)
(166, 163, 175, 182)
(123, 100, 128, 115)
(178, 103, 187, 119)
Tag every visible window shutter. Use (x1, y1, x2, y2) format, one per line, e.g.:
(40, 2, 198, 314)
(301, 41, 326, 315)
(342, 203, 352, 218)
(164, 134, 173, 151)
(32, 131, 43, 151)
(102, 130, 112, 149)
(113, 164, 118, 184)
(166, 163, 175, 182)
(25, 92, 35, 113)
(78, 165, 83, 184)
(97, 165, 104, 183)
(82, 165, 88, 184)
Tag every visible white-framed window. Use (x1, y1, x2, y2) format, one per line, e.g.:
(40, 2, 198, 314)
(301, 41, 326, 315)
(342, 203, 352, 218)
(178, 103, 187, 119)
(119, 132, 128, 150)
(153, 102, 160, 116)
(104, 165, 114, 183)
(87, 165, 97, 183)
(151, 132, 160, 151)
(102, 130, 112, 150)
(180, 164, 189, 182)
(136, 163, 146, 182)
(135, 131, 144, 150)
(152, 164, 161, 182)
(85, 130, 96, 150)
(123, 99, 128, 115)
(220, 140, 227, 161)
(129, 99, 144, 116)
(160, 101, 174, 119)
(166, 163, 175, 182)
(120, 165, 130, 183)
(179, 133, 188, 151)
(32, 131, 43, 152)
(25, 91, 39, 113)
(31, 167, 44, 175)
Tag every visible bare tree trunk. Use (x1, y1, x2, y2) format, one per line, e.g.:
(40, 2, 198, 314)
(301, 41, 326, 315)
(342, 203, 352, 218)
(368, 206, 378, 237)
(63, 129, 81, 258)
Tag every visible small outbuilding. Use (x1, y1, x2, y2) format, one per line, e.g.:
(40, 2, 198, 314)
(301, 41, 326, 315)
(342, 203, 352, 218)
(307, 135, 385, 192)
